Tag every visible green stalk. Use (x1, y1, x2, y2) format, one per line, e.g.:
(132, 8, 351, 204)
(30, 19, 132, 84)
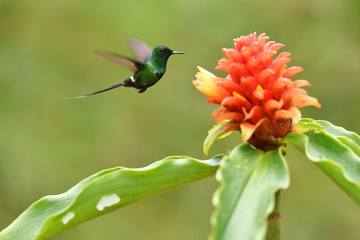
(265, 190, 282, 240)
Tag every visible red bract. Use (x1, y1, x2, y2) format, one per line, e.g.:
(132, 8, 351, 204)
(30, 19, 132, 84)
(194, 33, 321, 151)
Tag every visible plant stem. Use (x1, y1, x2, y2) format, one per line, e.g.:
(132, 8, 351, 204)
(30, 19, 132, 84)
(265, 190, 282, 240)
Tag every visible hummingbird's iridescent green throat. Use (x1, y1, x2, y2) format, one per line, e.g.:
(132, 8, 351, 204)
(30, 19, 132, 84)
(73, 38, 185, 98)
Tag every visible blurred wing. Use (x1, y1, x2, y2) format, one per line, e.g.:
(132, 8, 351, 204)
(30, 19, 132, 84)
(93, 50, 138, 72)
(126, 38, 152, 63)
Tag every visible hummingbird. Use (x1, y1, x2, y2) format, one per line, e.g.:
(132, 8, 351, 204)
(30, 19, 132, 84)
(73, 38, 185, 98)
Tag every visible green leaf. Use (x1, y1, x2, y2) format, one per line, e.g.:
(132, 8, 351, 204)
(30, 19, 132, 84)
(284, 118, 360, 205)
(203, 120, 237, 155)
(0, 155, 222, 240)
(210, 144, 290, 240)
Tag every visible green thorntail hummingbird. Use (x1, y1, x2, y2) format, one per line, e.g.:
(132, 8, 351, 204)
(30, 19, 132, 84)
(73, 38, 185, 98)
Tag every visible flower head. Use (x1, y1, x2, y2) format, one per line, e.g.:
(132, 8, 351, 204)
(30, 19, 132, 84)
(194, 33, 320, 151)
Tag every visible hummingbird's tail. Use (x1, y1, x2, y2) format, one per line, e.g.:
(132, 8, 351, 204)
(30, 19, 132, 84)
(70, 82, 125, 99)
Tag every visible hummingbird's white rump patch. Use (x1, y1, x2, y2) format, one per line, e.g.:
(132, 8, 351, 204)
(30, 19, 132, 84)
(130, 75, 136, 83)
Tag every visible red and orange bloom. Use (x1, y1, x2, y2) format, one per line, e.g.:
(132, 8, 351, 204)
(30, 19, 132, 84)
(194, 33, 321, 151)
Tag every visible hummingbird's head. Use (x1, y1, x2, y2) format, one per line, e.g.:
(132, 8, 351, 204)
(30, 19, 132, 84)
(152, 45, 185, 61)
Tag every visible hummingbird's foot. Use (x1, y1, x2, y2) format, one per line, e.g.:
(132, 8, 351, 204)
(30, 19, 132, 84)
(138, 88, 147, 93)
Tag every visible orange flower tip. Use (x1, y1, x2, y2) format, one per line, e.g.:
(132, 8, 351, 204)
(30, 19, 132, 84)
(232, 92, 252, 108)
(258, 33, 270, 45)
(196, 86, 219, 101)
(273, 58, 292, 72)
(216, 112, 244, 124)
(222, 48, 232, 54)
(253, 90, 264, 100)
(196, 66, 216, 78)
(233, 91, 247, 102)
(206, 99, 218, 104)
(270, 43, 285, 51)
(259, 68, 275, 82)
(292, 96, 321, 109)
(274, 110, 293, 120)
(217, 58, 230, 66)
(243, 105, 265, 122)
(292, 79, 311, 88)
(283, 66, 304, 78)
(264, 99, 281, 115)
(277, 52, 291, 59)
(256, 84, 264, 93)
(240, 118, 266, 142)
(259, 50, 277, 64)
(240, 122, 255, 142)
(288, 107, 302, 124)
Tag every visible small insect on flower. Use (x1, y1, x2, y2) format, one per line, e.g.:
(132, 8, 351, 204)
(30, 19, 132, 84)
(194, 32, 320, 152)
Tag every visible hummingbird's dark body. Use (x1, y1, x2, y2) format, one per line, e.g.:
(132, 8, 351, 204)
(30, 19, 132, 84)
(74, 39, 184, 98)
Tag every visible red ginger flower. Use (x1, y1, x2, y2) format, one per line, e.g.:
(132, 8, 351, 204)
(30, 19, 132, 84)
(194, 33, 321, 151)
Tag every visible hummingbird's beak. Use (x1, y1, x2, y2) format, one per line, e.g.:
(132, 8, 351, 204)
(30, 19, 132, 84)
(172, 51, 185, 54)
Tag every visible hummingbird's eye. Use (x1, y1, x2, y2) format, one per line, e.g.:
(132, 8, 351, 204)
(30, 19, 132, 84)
(159, 48, 165, 52)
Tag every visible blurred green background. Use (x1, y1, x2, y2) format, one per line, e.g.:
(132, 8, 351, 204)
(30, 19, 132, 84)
(1, 0, 359, 239)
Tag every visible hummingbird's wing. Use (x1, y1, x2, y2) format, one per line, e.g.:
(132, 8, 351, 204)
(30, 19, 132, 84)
(126, 38, 152, 63)
(92, 50, 142, 72)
